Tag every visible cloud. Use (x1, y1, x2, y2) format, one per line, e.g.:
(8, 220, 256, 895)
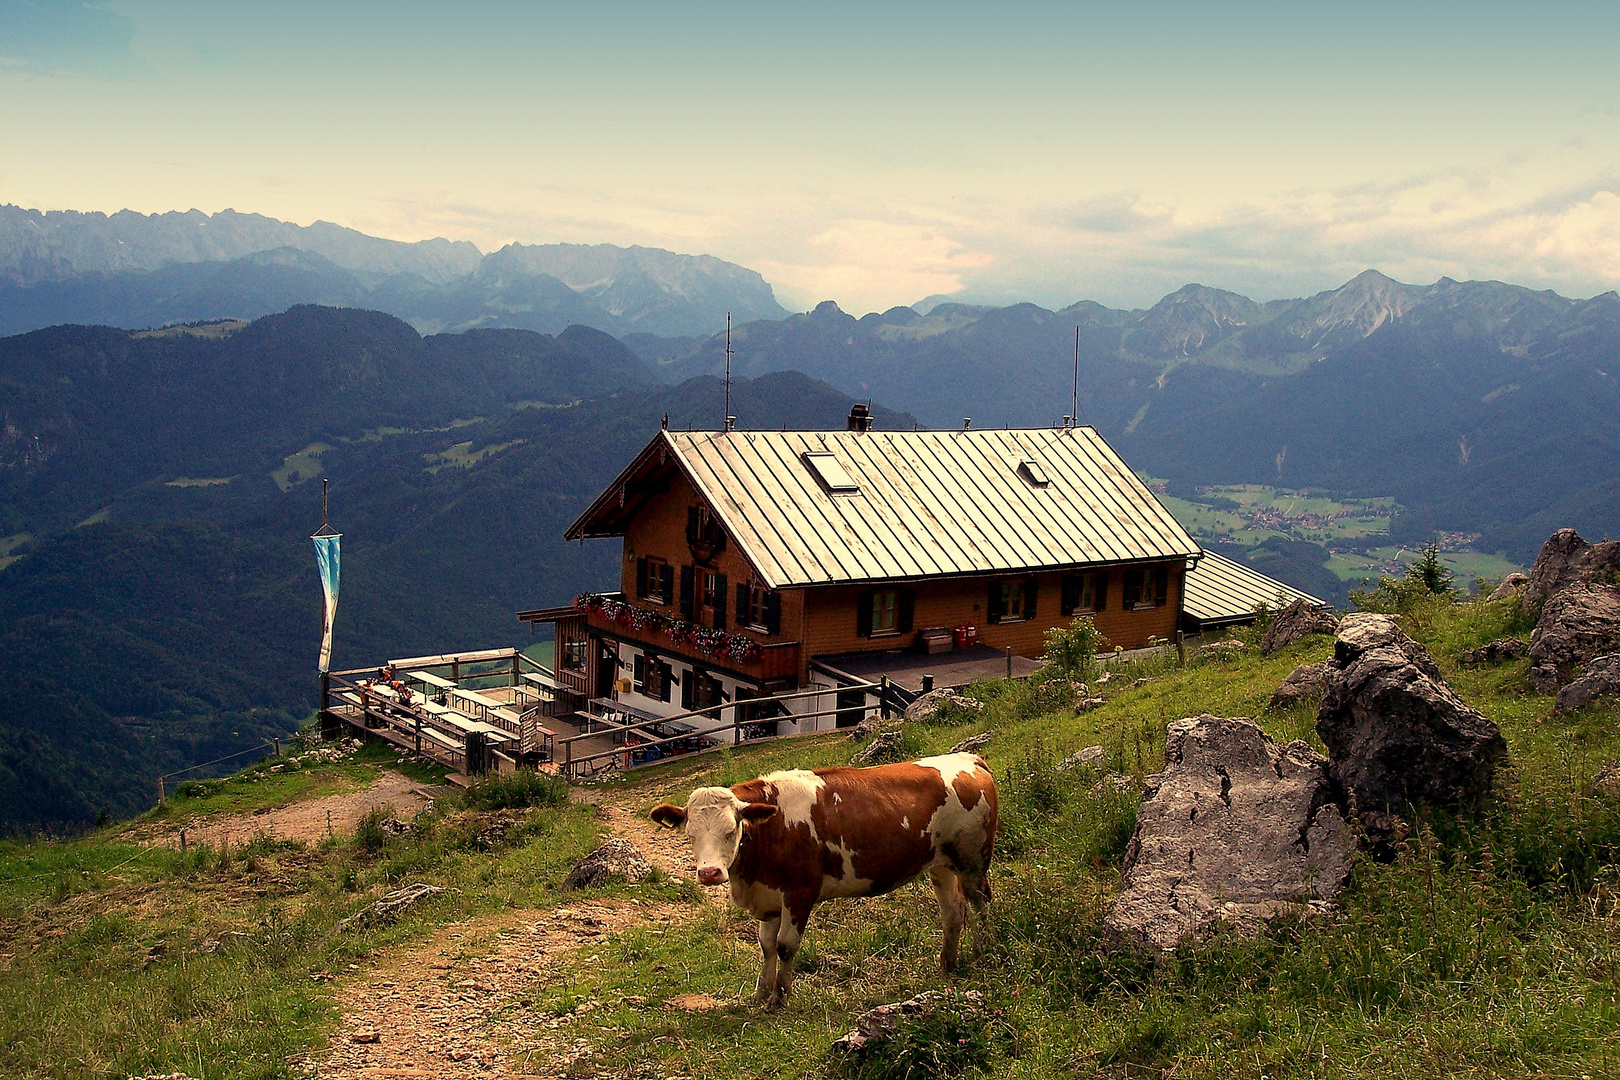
(752, 220, 993, 312)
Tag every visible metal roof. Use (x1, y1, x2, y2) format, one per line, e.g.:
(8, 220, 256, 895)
(1182, 550, 1324, 626)
(568, 427, 1202, 589)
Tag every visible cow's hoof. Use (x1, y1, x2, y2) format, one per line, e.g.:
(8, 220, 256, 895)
(763, 995, 787, 1013)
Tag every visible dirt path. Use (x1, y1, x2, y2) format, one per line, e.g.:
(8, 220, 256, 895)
(308, 791, 722, 1079)
(140, 771, 441, 849)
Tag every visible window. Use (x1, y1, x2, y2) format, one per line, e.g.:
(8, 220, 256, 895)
(636, 556, 673, 605)
(803, 451, 860, 494)
(685, 504, 726, 561)
(1123, 567, 1170, 610)
(1061, 572, 1107, 615)
(682, 667, 725, 711)
(1018, 460, 1050, 487)
(560, 637, 586, 671)
(700, 571, 728, 628)
(633, 653, 672, 702)
(738, 580, 781, 634)
(988, 577, 1038, 624)
(855, 588, 914, 637)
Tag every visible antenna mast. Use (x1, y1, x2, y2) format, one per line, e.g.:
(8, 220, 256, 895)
(1069, 325, 1080, 428)
(723, 313, 735, 432)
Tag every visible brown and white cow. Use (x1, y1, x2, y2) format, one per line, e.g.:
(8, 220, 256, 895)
(651, 752, 997, 1011)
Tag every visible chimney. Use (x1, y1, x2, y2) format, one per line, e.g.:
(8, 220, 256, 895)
(846, 402, 873, 432)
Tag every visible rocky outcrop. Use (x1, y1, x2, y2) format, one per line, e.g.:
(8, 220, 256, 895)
(851, 728, 907, 765)
(1487, 573, 1528, 602)
(1523, 529, 1620, 613)
(903, 688, 985, 725)
(948, 731, 993, 754)
(1528, 583, 1620, 682)
(1261, 599, 1340, 655)
(336, 882, 447, 932)
(1268, 660, 1333, 710)
(1460, 638, 1528, 664)
(562, 839, 654, 890)
(1317, 614, 1505, 842)
(1555, 654, 1620, 712)
(830, 989, 986, 1056)
(1104, 715, 1352, 953)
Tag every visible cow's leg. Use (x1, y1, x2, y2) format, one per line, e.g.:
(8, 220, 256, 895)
(930, 868, 968, 974)
(753, 913, 781, 1005)
(766, 904, 811, 1012)
(959, 871, 992, 960)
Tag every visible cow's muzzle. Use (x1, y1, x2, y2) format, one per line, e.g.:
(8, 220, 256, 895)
(696, 866, 727, 886)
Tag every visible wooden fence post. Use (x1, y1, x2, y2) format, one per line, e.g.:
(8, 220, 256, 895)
(157, 776, 166, 808)
(879, 676, 890, 721)
(1176, 630, 1186, 667)
(1006, 646, 1013, 680)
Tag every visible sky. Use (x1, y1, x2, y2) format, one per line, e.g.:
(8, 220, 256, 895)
(4, 1, 1620, 314)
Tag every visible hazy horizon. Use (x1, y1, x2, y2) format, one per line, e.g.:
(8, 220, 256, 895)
(5, 2, 1620, 314)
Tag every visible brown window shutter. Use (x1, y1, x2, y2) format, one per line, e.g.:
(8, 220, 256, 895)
(765, 590, 781, 635)
(987, 581, 1005, 624)
(1154, 566, 1170, 606)
(659, 662, 673, 702)
(714, 574, 728, 628)
(1061, 574, 1079, 616)
(679, 565, 696, 619)
(856, 590, 874, 637)
(636, 557, 649, 599)
(659, 562, 674, 603)
(897, 590, 915, 633)
(1024, 577, 1038, 620)
(1095, 572, 1109, 611)
(1124, 570, 1143, 609)
(736, 582, 749, 624)
(633, 654, 646, 692)
(681, 668, 694, 709)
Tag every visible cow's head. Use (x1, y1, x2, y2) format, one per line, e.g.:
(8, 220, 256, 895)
(651, 787, 778, 885)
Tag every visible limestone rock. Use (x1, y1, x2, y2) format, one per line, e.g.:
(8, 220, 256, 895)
(1317, 615, 1505, 842)
(1075, 696, 1106, 713)
(830, 989, 986, 1056)
(1595, 762, 1620, 799)
(1105, 715, 1351, 953)
(1555, 654, 1620, 712)
(1200, 639, 1245, 660)
(562, 839, 654, 891)
(948, 731, 993, 754)
(903, 688, 985, 725)
(1523, 529, 1620, 613)
(1528, 583, 1620, 679)
(1460, 638, 1528, 665)
(1057, 745, 1107, 771)
(1261, 599, 1340, 655)
(851, 729, 906, 765)
(1268, 660, 1333, 710)
(845, 715, 888, 741)
(336, 882, 447, 932)
(1487, 573, 1529, 602)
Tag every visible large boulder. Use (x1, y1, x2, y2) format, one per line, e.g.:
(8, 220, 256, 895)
(1522, 529, 1620, 613)
(1527, 583, 1620, 682)
(1487, 573, 1528, 602)
(561, 839, 654, 891)
(902, 688, 985, 725)
(1268, 660, 1333, 710)
(1556, 654, 1620, 712)
(1317, 614, 1505, 842)
(1261, 599, 1340, 655)
(1105, 715, 1352, 953)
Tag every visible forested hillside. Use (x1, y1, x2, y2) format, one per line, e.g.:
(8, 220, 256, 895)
(0, 307, 912, 831)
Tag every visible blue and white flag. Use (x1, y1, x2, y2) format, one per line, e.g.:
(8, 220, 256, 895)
(312, 533, 341, 673)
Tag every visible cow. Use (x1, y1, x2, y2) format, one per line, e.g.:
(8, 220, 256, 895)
(650, 752, 998, 1011)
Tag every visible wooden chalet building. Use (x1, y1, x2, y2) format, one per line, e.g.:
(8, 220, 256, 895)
(520, 407, 1213, 736)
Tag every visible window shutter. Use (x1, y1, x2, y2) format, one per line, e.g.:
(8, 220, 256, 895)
(1154, 566, 1170, 606)
(1124, 570, 1143, 609)
(737, 582, 750, 625)
(1024, 577, 1038, 620)
(659, 662, 673, 702)
(680, 565, 695, 619)
(987, 581, 1005, 624)
(686, 506, 699, 544)
(634, 654, 646, 692)
(636, 557, 649, 599)
(1095, 572, 1109, 612)
(764, 590, 782, 635)
(856, 590, 874, 637)
(659, 562, 674, 603)
(681, 669, 694, 709)
(897, 590, 915, 633)
(1061, 575, 1079, 616)
(713, 574, 728, 628)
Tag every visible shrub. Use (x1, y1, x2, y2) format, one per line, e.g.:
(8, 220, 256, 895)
(462, 769, 570, 811)
(830, 989, 1016, 1080)
(1041, 616, 1105, 680)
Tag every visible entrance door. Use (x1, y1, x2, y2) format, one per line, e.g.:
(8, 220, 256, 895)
(594, 640, 617, 699)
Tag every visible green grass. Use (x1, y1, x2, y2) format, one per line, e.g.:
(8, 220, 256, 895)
(5, 597, 1620, 1077)
(528, 600, 1620, 1079)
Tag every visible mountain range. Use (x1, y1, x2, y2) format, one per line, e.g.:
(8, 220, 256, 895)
(0, 206, 787, 338)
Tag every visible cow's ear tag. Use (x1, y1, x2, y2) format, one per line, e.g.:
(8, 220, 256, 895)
(739, 802, 778, 825)
(650, 804, 688, 829)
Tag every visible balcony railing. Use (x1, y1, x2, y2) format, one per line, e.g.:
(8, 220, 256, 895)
(577, 599, 801, 683)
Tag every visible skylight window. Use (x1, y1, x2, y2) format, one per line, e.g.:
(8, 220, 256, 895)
(1019, 460, 1050, 487)
(803, 451, 860, 493)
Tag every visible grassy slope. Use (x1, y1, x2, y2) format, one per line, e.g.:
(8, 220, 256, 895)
(2, 595, 1617, 1078)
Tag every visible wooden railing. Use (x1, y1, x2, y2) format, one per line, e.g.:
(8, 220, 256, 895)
(579, 604, 802, 683)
